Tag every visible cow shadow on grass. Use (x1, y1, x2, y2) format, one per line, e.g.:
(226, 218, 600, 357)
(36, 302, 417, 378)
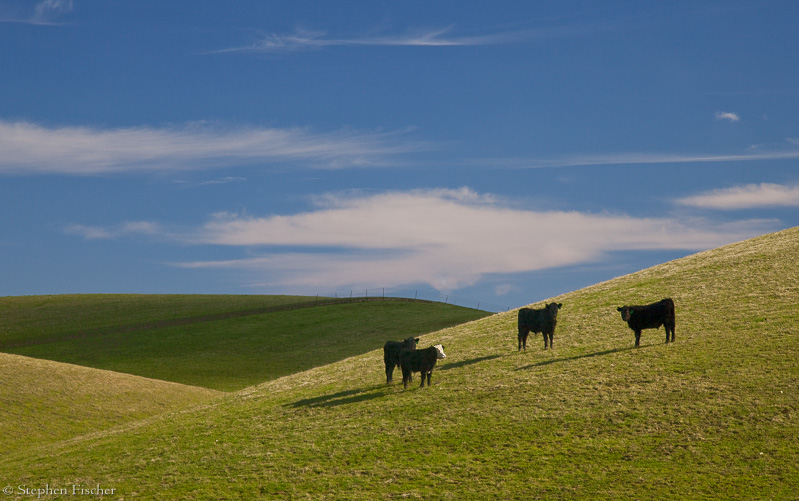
(514, 345, 647, 371)
(289, 385, 389, 409)
(437, 354, 504, 372)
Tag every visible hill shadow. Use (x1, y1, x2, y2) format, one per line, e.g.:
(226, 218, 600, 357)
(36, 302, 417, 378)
(289, 385, 389, 409)
(514, 345, 646, 371)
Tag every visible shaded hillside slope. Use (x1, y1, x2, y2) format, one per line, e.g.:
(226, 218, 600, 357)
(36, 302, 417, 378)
(4, 298, 489, 391)
(0, 352, 221, 453)
(0, 294, 324, 348)
(2, 227, 798, 499)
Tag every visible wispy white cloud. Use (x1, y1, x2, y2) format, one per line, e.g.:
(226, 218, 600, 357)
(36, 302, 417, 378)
(677, 183, 799, 210)
(149, 188, 770, 291)
(194, 176, 248, 186)
(0, 0, 72, 25)
(211, 26, 530, 54)
(65, 221, 162, 240)
(0, 120, 424, 175)
(210, 21, 610, 55)
(715, 111, 741, 122)
(479, 148, 799, 169)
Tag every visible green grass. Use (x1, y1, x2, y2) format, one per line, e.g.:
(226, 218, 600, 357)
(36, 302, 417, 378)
(0, 294, 326, 347)
(4, 299, 490, 391)
(2, 227, 798, 499)
(0, 352, 221, 452)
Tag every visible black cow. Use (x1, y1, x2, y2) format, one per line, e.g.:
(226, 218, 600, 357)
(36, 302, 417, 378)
(617, 298, 675, 347)
(383, 336, 419, 383)
(517, 302, 563, 351)
(399, 344, 446, 389)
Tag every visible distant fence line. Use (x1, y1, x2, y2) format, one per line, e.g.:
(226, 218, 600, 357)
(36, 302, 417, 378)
(316, 288, 512, 314)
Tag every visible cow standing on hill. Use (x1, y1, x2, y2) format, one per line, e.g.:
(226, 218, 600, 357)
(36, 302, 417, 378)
(617, 298, 676, 347)
(383, 336, 419, 384)
(517, 302, 563, 351)
(399, 344, 446, 389)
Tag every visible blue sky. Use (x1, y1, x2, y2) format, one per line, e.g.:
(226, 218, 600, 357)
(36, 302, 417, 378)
(2, 1, 798, 310)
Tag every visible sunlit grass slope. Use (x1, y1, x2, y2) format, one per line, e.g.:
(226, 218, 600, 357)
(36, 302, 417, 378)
(3, 227, 798, 499)
(0, 352, 221, 453)
(3, 297, 489, 391)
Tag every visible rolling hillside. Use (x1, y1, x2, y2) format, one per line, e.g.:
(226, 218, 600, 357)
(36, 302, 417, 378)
(2, 297, 490, 391)
(0, 352, 221, 452)
(2, 227, 798, 499)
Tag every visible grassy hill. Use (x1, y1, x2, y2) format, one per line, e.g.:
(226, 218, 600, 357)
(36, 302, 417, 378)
(2, 296, 490, 391)
(0, 352, 221, 452)
(0, 294, 322, 347)
(2, 228, 798, 499)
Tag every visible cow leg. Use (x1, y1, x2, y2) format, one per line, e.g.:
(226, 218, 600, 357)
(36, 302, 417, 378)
(635, 330, 641, 347)
(518, 328, 528, 351)
(385, 362, 394, 384)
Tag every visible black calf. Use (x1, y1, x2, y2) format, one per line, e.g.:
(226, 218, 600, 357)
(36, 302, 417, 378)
(617, 298, 676, 347)
(383, 336, 419, 383)
(400, 344, 446, 388)
(517, 302, 562, 351)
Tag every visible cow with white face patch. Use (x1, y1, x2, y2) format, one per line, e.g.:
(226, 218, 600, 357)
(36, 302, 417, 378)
(399, 344, 446, 389)
(383, 336, 419, 384)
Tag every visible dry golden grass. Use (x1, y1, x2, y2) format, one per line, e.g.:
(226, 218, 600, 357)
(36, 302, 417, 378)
(0, 353, 221, 453)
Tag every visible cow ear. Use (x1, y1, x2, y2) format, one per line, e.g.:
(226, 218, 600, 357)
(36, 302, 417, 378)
(414, 338, 420, 343)
(616, 307, 623, 311)
(557, 303, 562, 308)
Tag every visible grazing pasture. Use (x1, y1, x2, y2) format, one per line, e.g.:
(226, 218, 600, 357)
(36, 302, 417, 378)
(0, 353, 221, 452)
(2, 298, 488, 391)
(2, 227, 798, 499)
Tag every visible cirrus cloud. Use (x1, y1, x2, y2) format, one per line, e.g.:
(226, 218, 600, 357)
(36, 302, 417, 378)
(208, 22, 611, 55)
(0, 0, 72, 25)
(0, 120, 425, 175)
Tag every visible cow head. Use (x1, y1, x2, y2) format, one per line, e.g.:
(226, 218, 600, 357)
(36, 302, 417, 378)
(433, 344, 447, 359)
(402, 337, 420, 349)
(617, 306, 632, 321)
(546, 302, 563, 314)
